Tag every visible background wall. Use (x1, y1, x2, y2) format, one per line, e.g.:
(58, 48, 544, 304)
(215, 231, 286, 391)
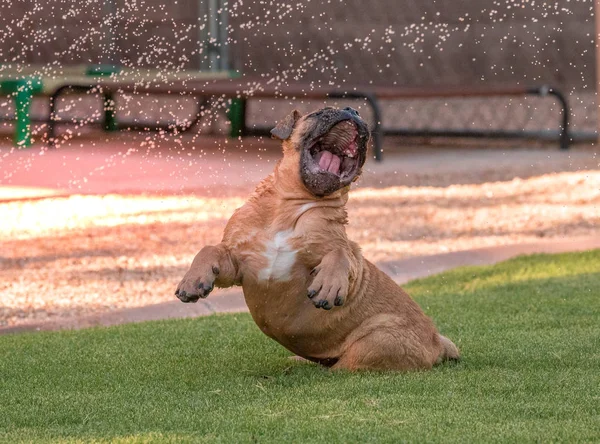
(1, 0, 597, 133)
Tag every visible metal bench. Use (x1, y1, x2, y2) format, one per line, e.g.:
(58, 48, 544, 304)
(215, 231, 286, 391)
(44, 78, 570, 162)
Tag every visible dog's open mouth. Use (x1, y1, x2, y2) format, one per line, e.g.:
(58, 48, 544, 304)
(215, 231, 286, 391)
(309, 120, 360, 179)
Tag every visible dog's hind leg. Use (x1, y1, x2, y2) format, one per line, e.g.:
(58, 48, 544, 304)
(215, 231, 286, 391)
(436, 335, 460, 363)
(331, 314, 443, 372)
(176, 243, 240, 303)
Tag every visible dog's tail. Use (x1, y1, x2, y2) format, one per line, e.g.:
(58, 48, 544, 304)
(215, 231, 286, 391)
(436, 335, 460, 364)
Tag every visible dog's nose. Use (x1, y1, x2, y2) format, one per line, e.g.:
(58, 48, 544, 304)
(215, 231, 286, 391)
(343, 107, 360, 116)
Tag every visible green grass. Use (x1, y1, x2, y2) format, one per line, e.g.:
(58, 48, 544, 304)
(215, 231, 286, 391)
(1, 250, 599, 443)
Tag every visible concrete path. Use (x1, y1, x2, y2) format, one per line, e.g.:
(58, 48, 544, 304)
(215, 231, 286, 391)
(2, 235, 598, 335)
(1, 135, 598, 334)
(1, 134, 598, 200)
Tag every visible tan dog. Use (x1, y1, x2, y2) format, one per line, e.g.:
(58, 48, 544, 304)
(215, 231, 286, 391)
(176, 107, 459, 371)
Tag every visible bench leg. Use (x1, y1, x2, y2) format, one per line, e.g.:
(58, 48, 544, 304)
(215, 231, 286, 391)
(228, 98, 246, 138)
(174, 97, 209, 134)
(531, 85, 570, 150)
(103, 92, 118, 132)
(13, 87, 34, 148)
(365, 94, 383, 162)
(548, 88, 570, 150)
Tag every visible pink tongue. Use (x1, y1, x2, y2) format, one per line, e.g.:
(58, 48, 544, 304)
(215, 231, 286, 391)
(328, 153, 341, 173)
(318, 150, 332, 169)
(318, 150, 341, 174)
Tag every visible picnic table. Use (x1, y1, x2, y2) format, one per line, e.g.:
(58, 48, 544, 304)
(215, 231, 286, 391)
(0, 66, 234, 147)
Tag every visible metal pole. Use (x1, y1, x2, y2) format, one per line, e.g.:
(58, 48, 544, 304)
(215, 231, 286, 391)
(208, 0, 219, 71)
(198, 0, 209, 71)
(102, 0, 117, 66)
(219, 0, 230, 71)
(596, 0, 600, 142)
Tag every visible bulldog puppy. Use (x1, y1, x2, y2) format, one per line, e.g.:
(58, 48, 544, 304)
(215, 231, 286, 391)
(176, 107, 459, 371)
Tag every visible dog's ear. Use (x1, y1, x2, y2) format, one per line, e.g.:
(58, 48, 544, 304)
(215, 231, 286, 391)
(270, 110, 302, 140)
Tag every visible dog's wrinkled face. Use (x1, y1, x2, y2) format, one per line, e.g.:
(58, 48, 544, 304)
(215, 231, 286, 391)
(271, 107, 370, 197)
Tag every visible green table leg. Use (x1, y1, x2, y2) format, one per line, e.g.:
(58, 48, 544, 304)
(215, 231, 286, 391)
(103, 92, 118, 132)
(14, 87, 34, 147)
(86, 65, 121, 133)
(1, 77, 43, 148)
(228, 98, 246, 138)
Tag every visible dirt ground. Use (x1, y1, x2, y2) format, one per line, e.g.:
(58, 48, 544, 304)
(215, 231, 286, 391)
(1, 135, 599, 327)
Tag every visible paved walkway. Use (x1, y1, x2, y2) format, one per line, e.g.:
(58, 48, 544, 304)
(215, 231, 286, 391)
(0, 135, 276, 200)
(2, 235, 598, 335)
(1, 133, 598, 334)
(1, 133, 598, 200)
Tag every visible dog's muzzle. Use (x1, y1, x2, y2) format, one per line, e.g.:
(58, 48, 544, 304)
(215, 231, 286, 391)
(300, 107, 369, 196)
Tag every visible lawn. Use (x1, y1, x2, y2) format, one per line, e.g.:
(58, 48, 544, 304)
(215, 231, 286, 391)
(1, 250, 599, 443)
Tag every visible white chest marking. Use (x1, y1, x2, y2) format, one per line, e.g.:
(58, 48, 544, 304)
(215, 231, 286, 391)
(259, 230, 298, 281)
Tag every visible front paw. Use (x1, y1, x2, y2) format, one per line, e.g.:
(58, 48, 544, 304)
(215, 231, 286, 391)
(175, 265, 220, 303)
(307, 266, 349, 310)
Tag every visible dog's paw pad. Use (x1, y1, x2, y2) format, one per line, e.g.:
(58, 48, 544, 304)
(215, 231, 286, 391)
(308, 271, 348, 310)
(176, 289, 201, 303)
(176, 268, 217, 303)
(307, 288, 320, 299)
(197, 281, 214, 298)
(316, 300, 332, 310)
